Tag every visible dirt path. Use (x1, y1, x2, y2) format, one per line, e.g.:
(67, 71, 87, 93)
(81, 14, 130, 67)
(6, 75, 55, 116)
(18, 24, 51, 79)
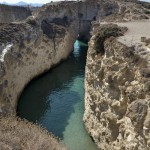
(117, 20, 150, 47)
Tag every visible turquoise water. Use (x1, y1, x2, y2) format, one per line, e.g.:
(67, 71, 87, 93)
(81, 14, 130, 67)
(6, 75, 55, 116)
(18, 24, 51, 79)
(17, 40, 97, 150)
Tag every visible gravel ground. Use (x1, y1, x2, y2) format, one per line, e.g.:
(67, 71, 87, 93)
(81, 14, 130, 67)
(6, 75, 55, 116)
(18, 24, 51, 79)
(117, 20, 150, 47)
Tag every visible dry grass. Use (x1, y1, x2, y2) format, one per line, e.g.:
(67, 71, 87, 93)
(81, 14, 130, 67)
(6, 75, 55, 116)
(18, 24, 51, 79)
(0, 116, 67, 150)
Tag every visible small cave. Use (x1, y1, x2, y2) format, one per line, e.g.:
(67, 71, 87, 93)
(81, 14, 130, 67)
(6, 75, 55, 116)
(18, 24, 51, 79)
(93, 16, 96, 21)
(78, 13, 83, 19)
(78, 14, 97, 43)
(78, 21, 92, 43)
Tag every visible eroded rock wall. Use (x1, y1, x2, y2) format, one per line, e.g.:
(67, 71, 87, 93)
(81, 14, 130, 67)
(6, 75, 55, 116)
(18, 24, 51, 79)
(77, 0, 98, 41)
(0, 0, 99, 115)
(0, 14, 78, 116)
(0, 4, 31, 23)
(97, 0, 150, 22)
(78, 0, 98, 21)
(84, 24, 150, 149)
(0, 0, 99, 116)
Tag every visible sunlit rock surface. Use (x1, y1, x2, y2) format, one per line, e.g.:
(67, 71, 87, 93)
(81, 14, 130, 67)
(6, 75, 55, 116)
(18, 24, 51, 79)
(84, 1, 150, 149)
(0, 3, 77, 115)
(0, 0, 150, 149)
(0, 0, 98, 116)
(84, 22, 150, 150)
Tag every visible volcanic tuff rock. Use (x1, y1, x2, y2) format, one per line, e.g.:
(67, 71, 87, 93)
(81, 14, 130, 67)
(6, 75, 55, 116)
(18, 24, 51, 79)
(0, 1, 98, 147)
(83, 22, 150, 149)
(0, 0, 98, 115)
(0, 0, 150, 149)
(0, 4, 32, 23)
(0, 5, 75, 115)
(83, 1, 150, 149)
(97, 0, 150, 22)
(0, 19, 78, 115)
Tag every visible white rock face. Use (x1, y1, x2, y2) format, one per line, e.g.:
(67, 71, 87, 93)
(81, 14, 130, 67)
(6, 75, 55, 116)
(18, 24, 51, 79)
(0, 44, 13, 62)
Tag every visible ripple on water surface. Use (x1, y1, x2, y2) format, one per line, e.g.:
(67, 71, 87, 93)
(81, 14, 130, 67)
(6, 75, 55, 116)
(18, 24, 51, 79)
(17, 40, 97, 150)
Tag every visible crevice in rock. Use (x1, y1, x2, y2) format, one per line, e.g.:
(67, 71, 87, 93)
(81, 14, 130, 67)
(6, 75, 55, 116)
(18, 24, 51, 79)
(108, 119, 119, 141)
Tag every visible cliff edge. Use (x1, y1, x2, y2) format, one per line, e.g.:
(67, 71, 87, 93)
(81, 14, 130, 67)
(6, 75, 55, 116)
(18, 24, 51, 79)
(84, 0, 150, 149)
(84, 16, 150, 150)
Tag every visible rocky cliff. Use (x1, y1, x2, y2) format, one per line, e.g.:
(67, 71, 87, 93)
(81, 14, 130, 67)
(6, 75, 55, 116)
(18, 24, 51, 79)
(0, 19, 78, 115)
(0, 0, 98, 116)
(0, 2, 82, 149)
(84, 20, 150, 150)
(97, 0, 150, 22)
(0, 4, 32, 23)
(0, 3, 77, 116)
(83, 1, 150, 149)
(1, 0, 150, 149)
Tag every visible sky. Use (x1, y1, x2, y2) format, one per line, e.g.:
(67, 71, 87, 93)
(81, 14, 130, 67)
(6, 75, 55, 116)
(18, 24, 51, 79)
(140, 0, 150, 1)
(0, 0, 63, 4)
(0, 0, 149, 4)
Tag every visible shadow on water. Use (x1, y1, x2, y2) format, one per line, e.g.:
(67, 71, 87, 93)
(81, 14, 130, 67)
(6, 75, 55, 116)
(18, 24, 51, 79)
(17, 40, 97, 150)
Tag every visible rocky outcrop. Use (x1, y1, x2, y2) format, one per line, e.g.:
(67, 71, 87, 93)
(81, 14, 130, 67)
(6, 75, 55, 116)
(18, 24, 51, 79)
(0, 4, 31, 23)
(0, 3, 77, 116)
(1, 0, 150, 149)
(97, 0, 150, 22)
(31, 0, 98, 42)
(84, 23, 150, 149)
(0, 1, 98, 148)
(0, 19, 78, 115)
(0, 1, 98, 116)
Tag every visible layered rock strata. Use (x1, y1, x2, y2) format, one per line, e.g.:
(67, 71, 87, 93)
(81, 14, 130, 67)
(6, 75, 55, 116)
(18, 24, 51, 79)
(84, 23, 150, 149)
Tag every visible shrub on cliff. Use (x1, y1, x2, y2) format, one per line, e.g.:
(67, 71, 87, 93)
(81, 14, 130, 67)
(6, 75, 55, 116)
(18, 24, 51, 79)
(144, 10, 150, 14)
(93, 24, 126, 54)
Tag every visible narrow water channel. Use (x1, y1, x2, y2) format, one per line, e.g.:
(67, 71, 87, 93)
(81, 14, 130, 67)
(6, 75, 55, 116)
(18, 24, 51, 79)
(17, 40, 97, 150)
